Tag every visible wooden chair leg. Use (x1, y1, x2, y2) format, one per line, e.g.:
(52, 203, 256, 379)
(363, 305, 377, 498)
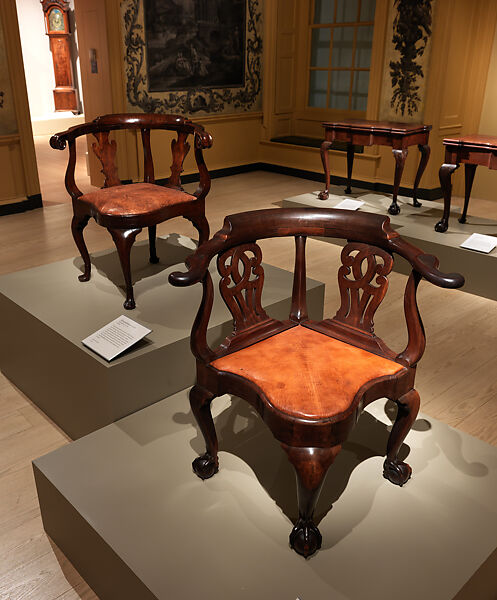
(108, 227, 141, 310)
(383, 388, 420, 486)
(185, 213, 210, 246)
(190, 384, 219, 479)
(282, 443, 341, 558)
(148, 225, 159, 263)
(71, 214, 91, 282)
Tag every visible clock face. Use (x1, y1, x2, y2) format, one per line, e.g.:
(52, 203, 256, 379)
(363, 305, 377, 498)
(48, 8, 65, 32)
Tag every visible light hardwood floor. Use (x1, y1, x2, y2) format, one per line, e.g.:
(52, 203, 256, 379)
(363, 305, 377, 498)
(0, 139, 496, 599)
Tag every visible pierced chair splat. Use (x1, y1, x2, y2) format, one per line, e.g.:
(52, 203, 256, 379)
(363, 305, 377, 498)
(51, 113, 213, 309)
(169, 208, 464, 558)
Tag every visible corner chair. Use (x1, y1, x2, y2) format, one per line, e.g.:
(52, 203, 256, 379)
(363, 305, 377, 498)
(51, 113, 212, 309)
(169, 208, 464, 557)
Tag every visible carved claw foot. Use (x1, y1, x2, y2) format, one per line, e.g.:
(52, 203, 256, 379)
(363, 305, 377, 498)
(383, 458, 412, 487)
(318, 190, 329, 200)
(388, 202, 401, 216)
(78, 272, 90, 282)
(434, 220, 448, 233)
(344, 186, 352, 194)
(192, 453, 219, 480)
(123, 298, 136, 310)
(149, 255, 160, 264)
(412, 198, 422, 208)
(289, 519, 322, 558)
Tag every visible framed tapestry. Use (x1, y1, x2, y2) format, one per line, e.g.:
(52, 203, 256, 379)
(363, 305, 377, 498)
(121, 0, 262, 115)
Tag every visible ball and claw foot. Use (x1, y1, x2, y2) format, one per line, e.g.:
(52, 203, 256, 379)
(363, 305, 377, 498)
(289, 519, 322, 558)
(192, 453, 219, 480)
(383, 458, 412, 487)
(318, 190, 329, 200)
(149, 255, 159, 264)
(388, 202, 401, 216)
(123, 298, 136, 310)
(412, 198, 422, 208)
(344, 186, 352, 195)
(78, 272, 90, 282)
(434, 219, 448, 233)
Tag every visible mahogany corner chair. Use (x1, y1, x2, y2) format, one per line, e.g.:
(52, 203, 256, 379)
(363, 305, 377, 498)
(169, 208, 464, 558)
(51, 113, 212, 309)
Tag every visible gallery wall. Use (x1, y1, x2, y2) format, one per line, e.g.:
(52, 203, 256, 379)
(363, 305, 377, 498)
(0, 0, 40, 211)
(472, 24, 497, 201)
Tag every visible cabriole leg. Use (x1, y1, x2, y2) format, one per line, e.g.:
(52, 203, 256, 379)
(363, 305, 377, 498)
(186, 212, 210, 246)
(108, 227, 141, 310)
(318, 141, 333, 200)
(435, 163, 459, 232)
(383, 388, 420, 486)
(412, 144, 430, 207)
(71, 214, 91, 282)
(460, 163, 477, 224)
(190, 384, 218, 479)
(148, 225, 159, 263)
(388, 148, 408, 215)
(345, 143, 355, 194)
(282, 444, 341, 558)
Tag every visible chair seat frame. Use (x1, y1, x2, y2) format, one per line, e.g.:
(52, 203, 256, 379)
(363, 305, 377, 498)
(169, 208, 464, 557)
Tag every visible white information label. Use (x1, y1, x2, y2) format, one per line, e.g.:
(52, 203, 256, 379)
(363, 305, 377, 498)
(82, 315, 152, 361)
(460, 233, 497, 254)
(334, 199, 364, 211)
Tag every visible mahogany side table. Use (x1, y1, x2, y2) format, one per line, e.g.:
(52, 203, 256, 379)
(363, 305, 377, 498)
(318, 119, 432, 215)
(436, 134, 497, 232)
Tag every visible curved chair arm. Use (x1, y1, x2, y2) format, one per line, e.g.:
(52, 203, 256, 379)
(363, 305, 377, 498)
(388, 236, 464, 288)
(50, 113, 214, 201)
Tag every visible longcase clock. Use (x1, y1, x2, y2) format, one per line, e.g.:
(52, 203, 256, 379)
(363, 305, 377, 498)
(41, 0, 78, 112)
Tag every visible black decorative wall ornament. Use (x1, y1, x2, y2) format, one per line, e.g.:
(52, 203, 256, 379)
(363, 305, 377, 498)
(122, 0, 262, 115)
(389, 0, 432, 117)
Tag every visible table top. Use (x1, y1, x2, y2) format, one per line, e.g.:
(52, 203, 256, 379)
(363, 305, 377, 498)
(443, 134, 497, 149)
(322, 119, 432, 134)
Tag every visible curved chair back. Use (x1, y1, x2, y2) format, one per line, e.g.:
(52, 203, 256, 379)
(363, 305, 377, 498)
(169, 208, 464, 367)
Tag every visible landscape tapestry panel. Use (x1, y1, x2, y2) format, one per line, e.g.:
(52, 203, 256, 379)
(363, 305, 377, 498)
(144, 0, 246, 92)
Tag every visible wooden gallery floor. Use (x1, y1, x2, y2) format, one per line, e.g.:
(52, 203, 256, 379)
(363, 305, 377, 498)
(0, 138, 496, 599)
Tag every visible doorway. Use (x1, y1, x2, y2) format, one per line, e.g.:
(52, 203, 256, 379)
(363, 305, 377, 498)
(15, 0, 91, 204)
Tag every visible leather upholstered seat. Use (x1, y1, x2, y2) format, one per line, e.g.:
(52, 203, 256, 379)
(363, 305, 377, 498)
(212, 325, 404, 420)
(79, 183, 196, 218)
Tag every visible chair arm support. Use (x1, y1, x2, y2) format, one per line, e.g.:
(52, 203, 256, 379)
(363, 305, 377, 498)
(388, 237, 464, 288)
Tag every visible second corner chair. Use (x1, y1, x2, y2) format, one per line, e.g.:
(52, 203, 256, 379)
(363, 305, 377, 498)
(51, 113, 212, 309)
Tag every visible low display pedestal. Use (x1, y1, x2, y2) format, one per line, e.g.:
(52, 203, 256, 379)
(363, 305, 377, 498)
(0, 235, 324, 439)
(34, 388, 497, 600)
(283, 189, 497, 301)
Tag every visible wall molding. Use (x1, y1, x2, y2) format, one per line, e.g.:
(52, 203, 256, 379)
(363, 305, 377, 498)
(0, 193, 42, 216)
(156, 162, 442, 200)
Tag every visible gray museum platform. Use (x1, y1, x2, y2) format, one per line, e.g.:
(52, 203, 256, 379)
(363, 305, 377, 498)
(283, 188, 497, 301)
(0, 235, 324, 438)
(33, 387, 497, 600)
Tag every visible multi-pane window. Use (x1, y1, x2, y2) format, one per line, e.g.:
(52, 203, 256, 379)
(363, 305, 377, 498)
(308, 0, 376, 111)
